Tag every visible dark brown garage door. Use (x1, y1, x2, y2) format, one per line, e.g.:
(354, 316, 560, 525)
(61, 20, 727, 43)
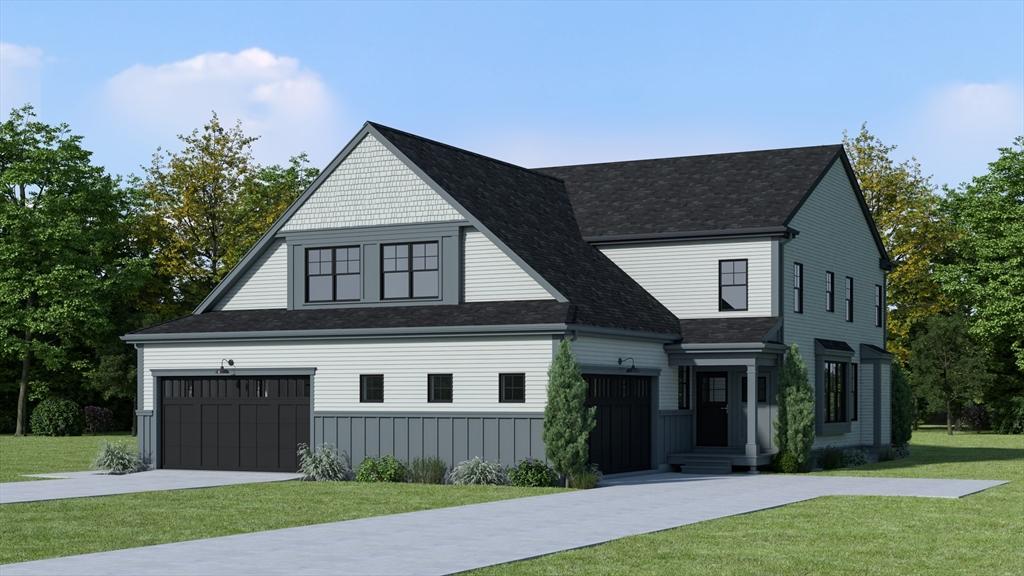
(585, 374, 652, 474)
(160, 376, 310, 472)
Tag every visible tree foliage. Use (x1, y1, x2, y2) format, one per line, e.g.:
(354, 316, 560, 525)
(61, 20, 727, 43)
(890, 362, 914, 447)
(543, 339, 595, 485)
(774, 344, 815, 472)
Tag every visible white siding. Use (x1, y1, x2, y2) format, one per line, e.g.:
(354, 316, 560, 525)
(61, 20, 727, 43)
(281, 134, 463, 232)
(215, 240, 288, 310)
(600, 238, 775, 318)
(463, 230, 553, 302)
(141, 335, 553, 412)
(783, 161, 887, 448)
(570, 334, 676, 410)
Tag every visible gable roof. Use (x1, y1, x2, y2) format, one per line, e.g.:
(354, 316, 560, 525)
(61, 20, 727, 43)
(368, 122, 681, 335)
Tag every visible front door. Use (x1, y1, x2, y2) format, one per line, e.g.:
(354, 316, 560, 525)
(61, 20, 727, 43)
(697, 372, 729, 446)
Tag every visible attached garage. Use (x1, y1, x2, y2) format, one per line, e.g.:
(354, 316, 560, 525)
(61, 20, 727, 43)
(584, 374, 653, 474)
(159, 375, 310, 472)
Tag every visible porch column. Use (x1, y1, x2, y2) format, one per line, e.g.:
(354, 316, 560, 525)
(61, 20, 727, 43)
(745, 361, 759, 469)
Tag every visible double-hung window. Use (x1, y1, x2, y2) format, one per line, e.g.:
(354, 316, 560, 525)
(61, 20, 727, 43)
(793, 263, 804, 313)
(825, 271, 835, 312)
(677, 367, 691, 410)
(845, 276, 854, 322)
(874, 285, 883, 327)
(824, 361, 846, 423)
(851, 363, 859, 421)
(382, 242, 439, 299)
(306, 246, 361, 302)
(719, 259, 748, 311)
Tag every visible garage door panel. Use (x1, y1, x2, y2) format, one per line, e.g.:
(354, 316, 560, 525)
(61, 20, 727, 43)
(256, 404, 278, 470)
(218, 404, 240, 470)
(585, 374, 652, 475)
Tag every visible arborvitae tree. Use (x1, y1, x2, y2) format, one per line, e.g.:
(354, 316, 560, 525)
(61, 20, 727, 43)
(775, 344, 815, 472)
(890, 362, 914, 447)
(543, 339, 595, 486)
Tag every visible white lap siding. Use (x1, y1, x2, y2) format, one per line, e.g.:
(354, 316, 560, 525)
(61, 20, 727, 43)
(570, 335, 676, 410)
(141, 335, 553, 412)
(214, 240, 288, 310)
(463, 230, 553, 302)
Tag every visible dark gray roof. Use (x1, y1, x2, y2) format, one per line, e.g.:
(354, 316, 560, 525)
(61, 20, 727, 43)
(131, 301, 573, 335)
(370, 123, 681, 335)
(535, 145, 844, 240)
(678, 317, 781, 344)
(816, 338, 855, 353)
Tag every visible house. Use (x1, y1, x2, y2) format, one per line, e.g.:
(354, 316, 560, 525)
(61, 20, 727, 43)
(122, 122, 892, 475)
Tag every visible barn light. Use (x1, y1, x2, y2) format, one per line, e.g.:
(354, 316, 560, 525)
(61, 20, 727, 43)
(617, 357, 636, 372)
(217, 359, 234, 374)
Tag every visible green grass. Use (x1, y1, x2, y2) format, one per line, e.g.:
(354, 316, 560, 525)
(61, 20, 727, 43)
(0, 434, 132, 482)
(472, 429, 1024, 576)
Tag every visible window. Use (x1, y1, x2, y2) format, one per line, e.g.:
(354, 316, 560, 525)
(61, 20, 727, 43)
(360, 374, 384, 403)
(305, 246, 361, 303)
(498, 373, 525, 403)
(845, 276, 854, 322)
(382, 242, 439, 299)
(427, 373, 453, 403)
(824, 361, 846, 423)
(825, 271, 835, 312)
(875, 285, 883, 327)
(677, 367, 691, 410)
(851, 363, 859, 421)
(741, 375, 768, 403)
(719, 259, 748, 311)
(793, 262, 804, 313)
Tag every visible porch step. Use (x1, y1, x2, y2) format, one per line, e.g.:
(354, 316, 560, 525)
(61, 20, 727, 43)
(667, 453, 735, 475)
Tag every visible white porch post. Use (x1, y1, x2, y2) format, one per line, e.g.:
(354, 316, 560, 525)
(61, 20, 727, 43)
(745, 361, 759, 471)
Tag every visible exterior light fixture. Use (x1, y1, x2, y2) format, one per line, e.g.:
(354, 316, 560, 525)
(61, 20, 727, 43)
(617, 357, 636, 372)
(217, 359, 234, 374)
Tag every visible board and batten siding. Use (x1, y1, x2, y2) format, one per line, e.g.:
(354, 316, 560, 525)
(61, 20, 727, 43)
(140, 335, 554, 412)
(570, 334, 675, 410)
(214, 240, 288, 311)
(281, 133, 463, 233)
(463, 229, 553, 302)
(599, 238, 775, 318)
(783, 160, 887, 448)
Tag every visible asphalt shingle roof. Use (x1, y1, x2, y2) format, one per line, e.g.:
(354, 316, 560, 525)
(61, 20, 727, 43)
(678, 317, 781, 344)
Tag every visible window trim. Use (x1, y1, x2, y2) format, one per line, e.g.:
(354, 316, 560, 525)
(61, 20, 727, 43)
(359, 374, 384, 403)
(793, 262, 804, 313)
(380, 241, 440, 301)
(825, 271, 835, 313)
(677, 367, 691, 410)
(874, 284, 883, 327)
(305, 246, 362, 303)
(845, 276, 854, 322)
(718, 259, 749, 312)
(741, 375, 769, 404)
(427, 373, 453, 403)
(498, 373, 526, 403)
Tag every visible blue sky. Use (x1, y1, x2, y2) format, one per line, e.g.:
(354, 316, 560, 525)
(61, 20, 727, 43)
(2, 1, 1021, 188)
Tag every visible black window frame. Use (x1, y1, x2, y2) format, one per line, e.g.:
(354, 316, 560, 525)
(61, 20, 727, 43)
(305, 246, 362, 303)
(824, 361, 846, 423)
(380, 241, 440, 300)
(427, 373, 453, 403)
(874, 284, 883, 327)
(498, 373, 526, 403)
(359, 374, 384, 403)
(851, 363, 859, 421)
(718, 259, 748, 312)
(677, 367, 691, 410)
(825, 271, 835, 313)
(793, 262, 804, 313)
(845, 276, 854, 322)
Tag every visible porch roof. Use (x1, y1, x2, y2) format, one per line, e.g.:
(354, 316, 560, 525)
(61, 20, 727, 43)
(678, 316, 781, 344)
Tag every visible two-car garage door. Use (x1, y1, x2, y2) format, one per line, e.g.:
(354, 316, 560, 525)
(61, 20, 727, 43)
(160, 376, 310, 472)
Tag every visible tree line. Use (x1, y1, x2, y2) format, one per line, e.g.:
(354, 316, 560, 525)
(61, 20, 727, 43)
(1, 105, 1021, 436)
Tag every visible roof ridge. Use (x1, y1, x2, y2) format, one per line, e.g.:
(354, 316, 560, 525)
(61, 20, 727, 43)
(367, 121, 566, 184)
(535, 143, 843, 171)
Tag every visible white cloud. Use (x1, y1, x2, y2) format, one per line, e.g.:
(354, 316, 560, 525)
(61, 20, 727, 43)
(0, 42, 43, 114)
(104, 48, 337, 167)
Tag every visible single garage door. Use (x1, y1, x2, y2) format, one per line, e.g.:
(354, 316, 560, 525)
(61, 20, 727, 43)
(160, 376, 310, 472)
(584, 374, 652, 474)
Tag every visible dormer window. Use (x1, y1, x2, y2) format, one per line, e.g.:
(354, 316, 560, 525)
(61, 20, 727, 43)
(382, 241, 439, 299)
(305, 246, 361, 303)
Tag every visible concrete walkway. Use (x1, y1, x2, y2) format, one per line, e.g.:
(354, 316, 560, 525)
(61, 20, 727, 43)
(1, 473, 1004, 576)
(0, 469, 302, 504)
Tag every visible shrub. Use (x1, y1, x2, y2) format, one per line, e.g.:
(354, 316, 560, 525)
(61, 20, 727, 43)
(842, 448, 869, 467)
(890, 363, 914, 445)
(992, 396, 1024, 434)
(30, 398, 83, 436)
(775, 451, 802, 473)
(447, 457, 507, 485)
(544, 340, 596, 487)
(877, 445, 895, 462)
(893, 444, 911, 459)
(818, 446, 844, 470)
(356, 455, 408, 482)
(297, 443, 353, 481)
(568, 465, 601, 489)
(83, 406, 115, 434)
(408, 457, 447, 484)
(775, 344, 815, 472)
(93, 441, 146, 474)
(507, 459, 558, 487)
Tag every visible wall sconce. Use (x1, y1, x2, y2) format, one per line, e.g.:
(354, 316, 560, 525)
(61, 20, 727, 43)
(217, 359, 234, 374)
(617, 357, 636, 372)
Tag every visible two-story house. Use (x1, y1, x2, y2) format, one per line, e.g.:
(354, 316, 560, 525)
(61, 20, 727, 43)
(123, 122, 892, 474)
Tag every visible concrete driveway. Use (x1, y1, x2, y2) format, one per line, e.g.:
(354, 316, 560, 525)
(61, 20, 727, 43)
(0, 469, 301, 504)
(0, 472, 1004, 575)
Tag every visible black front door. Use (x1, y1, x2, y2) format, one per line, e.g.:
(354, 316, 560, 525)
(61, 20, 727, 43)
(697, 372, 729, 447)
(584, 374, 652, 474)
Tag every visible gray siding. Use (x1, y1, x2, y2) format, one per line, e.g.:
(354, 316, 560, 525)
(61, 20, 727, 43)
(656, 411, 693, 465)
(137, 410, 156, 466)
(314, 412, 545, 468)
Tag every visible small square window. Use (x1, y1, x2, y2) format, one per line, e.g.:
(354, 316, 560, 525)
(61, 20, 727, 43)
(499, 373, 525, 403)
(360, 374, 384, 403)
(428, 374, 453, 403)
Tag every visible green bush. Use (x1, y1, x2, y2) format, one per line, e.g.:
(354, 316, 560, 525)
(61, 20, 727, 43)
(818, 446, 844, 470)
(842, 448, 869, 467)
(297, 443, 353, 481)
(775, 451, 801, 473)
(775, 344, 815, 472)
(507, 459, 558, 487)
(30, 398, 83, 436)
(877, 445, 895, 462)
(447, 457, 507, 485)
(568, 465, 601, 489)
(355, 455, 408, 482)
(93, 441, 146, 474)
(408, 457, 447, 484)
(992, 395, 1024, 434)
(891, 362, 914, 446)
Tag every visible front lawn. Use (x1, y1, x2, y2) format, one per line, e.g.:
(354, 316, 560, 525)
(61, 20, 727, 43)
(0, 434, 132, 482)
(472, 429, 1023, 576)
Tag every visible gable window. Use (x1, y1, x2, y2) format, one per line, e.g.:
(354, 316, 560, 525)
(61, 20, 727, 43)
(793, 262, 804, 313)
(845, 276, 854, 322)
(825, 271, 835, 312)
(498, 373, 525, 403)
(824, 361, 846, 423)
(851, 363, 859, 421)
(741, 375, 768, 403)
(719, 259, 748, 311)
(360, 374, 384, 403)
(875, 285, 883, 327)
(427, 373, 453, 403)
(677, 367, 691, 410)
(382, 242, 439, 300)
(306, 246, 361, 303)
